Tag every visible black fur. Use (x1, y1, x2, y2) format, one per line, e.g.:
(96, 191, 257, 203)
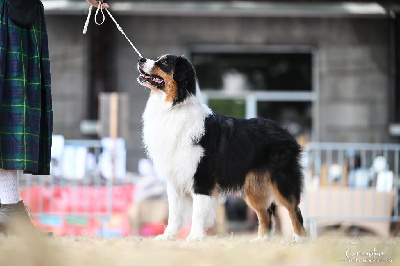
(155, 55, 179, 74)
(172, 56, 197, 105)
(193, 114, 304, 204)
(268, 202, 276, 215)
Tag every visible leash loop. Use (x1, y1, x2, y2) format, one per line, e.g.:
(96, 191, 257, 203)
(94, 2, 106, 25)
(82, 1, 143, 58)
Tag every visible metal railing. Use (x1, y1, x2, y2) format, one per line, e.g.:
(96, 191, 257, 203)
(18, 140, 400, 237)
(303, 143, 400, 237)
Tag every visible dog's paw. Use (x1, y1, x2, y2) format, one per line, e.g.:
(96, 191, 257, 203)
(250, 235, 271, 243)
(292, 233, 307, 244)
(186, 234, 205, 242)
(154, 233, 177, 241)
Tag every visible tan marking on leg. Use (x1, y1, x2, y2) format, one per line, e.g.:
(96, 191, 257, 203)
(244, 172, 273, 237)
(271, 183, 306, 237)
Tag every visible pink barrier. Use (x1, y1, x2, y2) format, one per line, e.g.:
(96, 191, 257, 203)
(20, 185, 136, 214)
(19, 185, 136, 236)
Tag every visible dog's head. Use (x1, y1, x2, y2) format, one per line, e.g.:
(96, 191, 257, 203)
(137, 55, 197, 105)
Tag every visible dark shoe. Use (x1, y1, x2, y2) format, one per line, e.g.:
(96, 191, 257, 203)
(0, 200, 39, 236)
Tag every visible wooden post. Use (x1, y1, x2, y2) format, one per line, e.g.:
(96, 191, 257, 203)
(110, 93, 119, 181)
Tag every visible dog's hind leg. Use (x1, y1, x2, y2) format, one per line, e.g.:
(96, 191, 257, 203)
(244, 172, 274, 242)
(271, 182, 307, 242)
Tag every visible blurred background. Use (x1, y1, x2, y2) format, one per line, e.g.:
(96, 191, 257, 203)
(19, 0, 400, 238)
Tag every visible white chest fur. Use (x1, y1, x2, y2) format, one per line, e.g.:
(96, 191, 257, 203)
(142, 91, 211, 193)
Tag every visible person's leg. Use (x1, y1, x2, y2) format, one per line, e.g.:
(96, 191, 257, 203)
(0, 169, 20, 204)
(0, 169, 37, 235)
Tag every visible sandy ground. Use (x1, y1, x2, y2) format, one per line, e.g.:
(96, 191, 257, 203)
(1, 228, 399, 266)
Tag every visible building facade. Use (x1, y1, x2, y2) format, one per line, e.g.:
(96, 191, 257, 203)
(43, 1, 400, 172)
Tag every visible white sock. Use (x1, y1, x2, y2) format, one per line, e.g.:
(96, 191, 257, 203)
(0, 169, 20, 204)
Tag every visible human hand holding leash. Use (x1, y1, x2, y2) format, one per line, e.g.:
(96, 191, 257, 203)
(86, 0, 109, 9)
(82, 0, 143, 57)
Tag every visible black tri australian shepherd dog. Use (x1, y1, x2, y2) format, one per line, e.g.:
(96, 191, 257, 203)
(137, 54, 307, 242)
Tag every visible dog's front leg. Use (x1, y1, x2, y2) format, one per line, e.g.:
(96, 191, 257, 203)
(155, 183, 183, 241)
(186, 194, 215, 241)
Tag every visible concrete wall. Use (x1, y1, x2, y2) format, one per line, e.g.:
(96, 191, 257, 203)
(46, 15, 89, 139)
(317, 19, 390, 143)
(112, 16, 392, 171)
(45, 14, 393, 172)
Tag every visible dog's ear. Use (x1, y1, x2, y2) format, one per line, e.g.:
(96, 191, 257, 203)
(173, 56, 197, 105)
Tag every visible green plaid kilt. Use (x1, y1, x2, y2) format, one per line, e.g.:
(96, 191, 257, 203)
(0, 0, 52, 175)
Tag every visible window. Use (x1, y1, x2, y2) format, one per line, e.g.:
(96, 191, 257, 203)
(193, 51, 312, 92)
(191, 45, 317, 141)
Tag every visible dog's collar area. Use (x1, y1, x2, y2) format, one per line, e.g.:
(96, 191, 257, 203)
(138, 68, 165, 88)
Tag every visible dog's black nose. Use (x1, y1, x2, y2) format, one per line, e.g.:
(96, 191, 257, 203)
(139, 57, 146, 63)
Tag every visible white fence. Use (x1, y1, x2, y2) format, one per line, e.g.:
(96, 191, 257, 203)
(303, 143, 400, 237)
(18, 140, 400, 237)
